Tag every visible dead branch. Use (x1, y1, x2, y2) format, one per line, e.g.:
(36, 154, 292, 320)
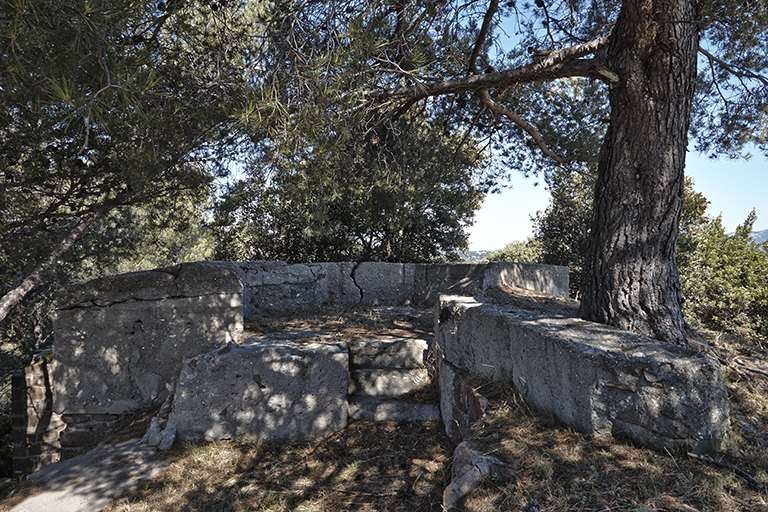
(477, 89, 565, 164)
(734, 357, 768, 379)
(687, 452, 767, 491)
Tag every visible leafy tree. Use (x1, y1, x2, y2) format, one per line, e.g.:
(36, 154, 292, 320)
(252, 0, 768, 344)
(481, 238, 544, 264)
(0, 0, 257, 323)
(215, 115, 485, 262)
(679, 211, 768, 342)
(532, 167, 595, 297)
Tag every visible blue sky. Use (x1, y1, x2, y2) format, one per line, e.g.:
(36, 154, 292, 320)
(467, 151, 768, 251)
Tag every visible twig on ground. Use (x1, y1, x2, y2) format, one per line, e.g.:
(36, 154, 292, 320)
(687, 452, 767, 491)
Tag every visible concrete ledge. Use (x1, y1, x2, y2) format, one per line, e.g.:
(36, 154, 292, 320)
(349, 338, 428, 368)
(349, 368, 431, 397)
(435, 295, 731, 454)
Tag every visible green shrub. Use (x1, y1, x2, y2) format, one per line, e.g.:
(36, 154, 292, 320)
(481, 238, 544, 265)
(679, 210, 768, 343)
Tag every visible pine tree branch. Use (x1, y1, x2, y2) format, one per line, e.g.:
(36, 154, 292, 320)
(356, 37, 614, 102)
(478, 89, 565, 164)
(0, 208, 111, 324)
(469, 0, 499, 75)
(698, 47, 768, 87)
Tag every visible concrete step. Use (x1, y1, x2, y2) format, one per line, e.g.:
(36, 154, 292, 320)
(348, 338, 428, 368)
(349, 367, 430, 397)
(348, 397, 440, 422)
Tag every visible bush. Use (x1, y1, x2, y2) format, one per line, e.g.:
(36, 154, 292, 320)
(679, 210, 768, 343)
(481, 238, 544, 264)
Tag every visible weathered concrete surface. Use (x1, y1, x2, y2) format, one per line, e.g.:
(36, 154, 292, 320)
(415, 262, 569, 306)
(435, 352, 489, 445)
(435, 295, 731, 454)
(348, 368, 431, 396)
(349, 338, 428, 368)
(348, 338, 430, 397)
(236, 261, 568, 314)
(348, 397, 440, 421)
(52, 262, 244, 415)
(353, 262, 416, 305)
(166, 340, 349, 444)
(236, 261, 359, 315)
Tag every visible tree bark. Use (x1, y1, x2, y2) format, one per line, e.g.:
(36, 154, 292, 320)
(0, 209, 110, 324)
(578, 0, 700, 344)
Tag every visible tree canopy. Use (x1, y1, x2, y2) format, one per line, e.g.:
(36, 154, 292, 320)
(246, 0, 767, 344)
(0, 0, 258, 321)
(2, 0, 767, 345)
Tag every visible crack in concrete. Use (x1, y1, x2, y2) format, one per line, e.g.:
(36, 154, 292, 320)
(350, 262, 364, 303)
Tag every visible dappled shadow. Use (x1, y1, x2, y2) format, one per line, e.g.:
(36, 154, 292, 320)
(457, 380, 768, 512)
(103, 419, 451, 512)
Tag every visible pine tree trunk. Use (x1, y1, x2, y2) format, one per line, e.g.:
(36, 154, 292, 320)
(0, 209, 109, 324)
(578, 0, 699, 344)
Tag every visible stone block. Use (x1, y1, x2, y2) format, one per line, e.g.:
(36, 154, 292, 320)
(349, 368, 430, 397)
(348, 397, 440, 422)
(52, 289, 243, 414)
(349, 338, 428, 368)
(435, 295, 731, 454)
(167, 340, 349, 444)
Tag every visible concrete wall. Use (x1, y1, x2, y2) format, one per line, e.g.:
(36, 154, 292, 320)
(52, 262, 244, 416)
(235, 261, 569, 315)
(435, 295, 731, 454)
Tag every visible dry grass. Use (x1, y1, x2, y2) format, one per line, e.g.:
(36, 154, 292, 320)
(458, 328, 768, 512)
(102, 420, 451, 512)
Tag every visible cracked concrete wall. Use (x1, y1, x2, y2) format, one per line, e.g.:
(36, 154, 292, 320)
(236, 261, 569, 315)
(50, 260, 567, 417)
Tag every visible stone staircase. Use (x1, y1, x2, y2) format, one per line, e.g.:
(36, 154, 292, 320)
(347, 337, 441, 422)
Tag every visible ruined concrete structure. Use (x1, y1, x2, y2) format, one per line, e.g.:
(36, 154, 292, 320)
(14, 260, 568, 475)
(12, 258, 731, 480)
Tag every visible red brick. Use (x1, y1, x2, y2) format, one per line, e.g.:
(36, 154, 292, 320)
(41, 430, 60, 444)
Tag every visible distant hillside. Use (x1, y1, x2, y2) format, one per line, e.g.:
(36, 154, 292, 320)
(725, 228, 768, 244)
(754, 229, 768, 244)
(458, 250, 496, 263)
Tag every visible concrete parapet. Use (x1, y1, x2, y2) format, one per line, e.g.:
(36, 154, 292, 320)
(167, 340, 349, 444)
(237, 261, 569, 314)
(52, 261, 244, 415)
(435, 295, 730, 454)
